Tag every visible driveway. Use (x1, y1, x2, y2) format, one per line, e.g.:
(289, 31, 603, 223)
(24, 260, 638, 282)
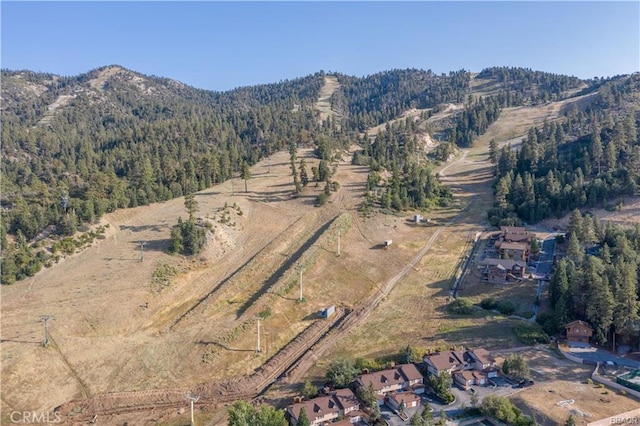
(535, 237, 556, 278)
(530, 236, 556, 319)
(566, 346, 640, 369)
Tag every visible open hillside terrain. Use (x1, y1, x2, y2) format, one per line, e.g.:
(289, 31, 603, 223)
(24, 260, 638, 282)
(1, 66, 639, 425)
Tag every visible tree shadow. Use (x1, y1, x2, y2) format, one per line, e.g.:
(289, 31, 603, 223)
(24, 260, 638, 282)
(119, 224, 169, 233)
(235, 216, 339, 318)
(0, 339, 41, 345)
(128, 238, 171, 253)
(196, 340, 253, 352)
(428, 320, 519, 350)
(426, 279, 457, 298)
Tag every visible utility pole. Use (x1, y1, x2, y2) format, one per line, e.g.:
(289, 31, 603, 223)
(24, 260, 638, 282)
(298, 267, 304, 302)
(256, 318, 261, 353)
(337, 231, 341, 257)
(185, 394, 199, 426)
(139, 241, 147, 262)
(231, 180, 235, 196)
(40, 315, 54, 347)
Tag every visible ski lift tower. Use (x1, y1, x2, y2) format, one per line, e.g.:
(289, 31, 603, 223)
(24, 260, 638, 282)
(138, 241, 147, 262)
(256, 318, 262, 353)
(40, 315, 54, 347)
(297, 265, 305, 302)
(185, 393, 199, 426)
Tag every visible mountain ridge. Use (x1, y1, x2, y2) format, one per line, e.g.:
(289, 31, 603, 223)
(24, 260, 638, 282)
(1, 65, 638, 284)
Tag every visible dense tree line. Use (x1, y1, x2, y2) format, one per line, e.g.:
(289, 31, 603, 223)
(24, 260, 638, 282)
(453, 95, 502, 147)
(335, 69, 470, 132)
(476, 66, 584, 106)
(541, 213, 640, 346)
(353, 119, 452, 213)
(488, 75, 640, 226)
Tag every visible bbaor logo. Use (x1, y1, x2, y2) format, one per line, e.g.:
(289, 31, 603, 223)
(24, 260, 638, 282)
(10, 411, 62, 423)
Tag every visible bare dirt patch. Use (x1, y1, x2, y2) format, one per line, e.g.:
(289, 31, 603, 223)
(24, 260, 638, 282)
(315, 75, 341, 123)
(538, 196, 640, 230)
(504, 347, 640, 425)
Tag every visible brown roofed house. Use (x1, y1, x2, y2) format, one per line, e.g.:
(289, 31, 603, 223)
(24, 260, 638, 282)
(481, 258, 527, 283)
(356, 364, 423, 396)
(423, 351, 465, 377)
(495, 241, 530, 261)
(453, 370, 488, 389)
(385, 391, 421, 411)
(286, 388, 359, 426)
(565, 320, 593, 344)
(424, 348, 496, 378)
(500, 226, 529, 242)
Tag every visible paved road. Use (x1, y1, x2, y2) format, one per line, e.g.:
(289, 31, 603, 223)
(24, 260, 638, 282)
(566, 346, 640, 369)
(535, 236, 556, 278)
(531, 236, 556, 319)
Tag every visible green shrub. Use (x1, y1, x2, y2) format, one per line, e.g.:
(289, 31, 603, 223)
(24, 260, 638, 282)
(355, 358, 384, 372)
(496, 300, 516, 315)
(480, 297, 498, 310)
(258, 307, 272, 319)
(316, 192, 328, 206)
(513, 322, 550, 345)
(448, 297, 474, 315)
(521, 310, 535, 319)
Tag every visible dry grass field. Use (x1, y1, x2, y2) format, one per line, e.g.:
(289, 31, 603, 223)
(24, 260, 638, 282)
(2, 78, 638, 425)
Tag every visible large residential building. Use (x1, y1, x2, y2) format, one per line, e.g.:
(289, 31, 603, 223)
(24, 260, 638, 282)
(423, 348, 498, 389)
(286, 388, 360, 426)
(481, 258, 527, 283)
(355, 363, 424, 397)
(495, 241, 530, 261)
(500, 226, 532, 243)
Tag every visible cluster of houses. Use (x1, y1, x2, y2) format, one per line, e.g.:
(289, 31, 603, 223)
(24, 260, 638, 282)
(480, 226, 535, 284)
(285, 348, 498, 426)
(423, 348, 498, 390)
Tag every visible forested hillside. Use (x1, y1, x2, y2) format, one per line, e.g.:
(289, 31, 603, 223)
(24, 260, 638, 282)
(488, 74, 640, 225)
(0, 66, 333, 283)
(2, 65, 635, 284)
(542, 210, 640, 347)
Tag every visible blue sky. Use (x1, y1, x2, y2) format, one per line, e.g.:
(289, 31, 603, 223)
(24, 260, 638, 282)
(2, 1, 638, 91)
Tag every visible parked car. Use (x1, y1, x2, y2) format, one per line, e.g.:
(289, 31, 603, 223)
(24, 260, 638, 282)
(518, 379, 534, 388)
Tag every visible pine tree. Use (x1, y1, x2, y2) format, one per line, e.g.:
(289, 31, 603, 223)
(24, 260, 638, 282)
(184, 191, 198, 223)
(299, 159, 309, 187)
(301, 379, 318, 400)
(240, 161, 251, 193)
(583, 256, 614, 344)
(296, 407, 311, 426)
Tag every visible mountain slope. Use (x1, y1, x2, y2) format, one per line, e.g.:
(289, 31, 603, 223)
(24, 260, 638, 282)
(2, 65, 638, 285)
